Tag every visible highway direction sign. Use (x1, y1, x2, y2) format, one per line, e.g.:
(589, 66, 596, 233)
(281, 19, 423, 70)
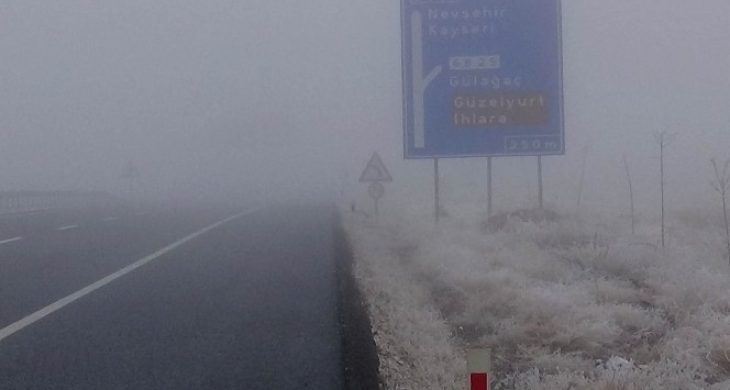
(401, 0, 564, 158)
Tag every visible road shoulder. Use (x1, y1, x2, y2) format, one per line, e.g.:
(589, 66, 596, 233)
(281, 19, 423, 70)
(335, 211, 381, 390)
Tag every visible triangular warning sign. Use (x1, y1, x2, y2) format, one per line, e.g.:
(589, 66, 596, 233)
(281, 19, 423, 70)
(359, 153, 393, 183)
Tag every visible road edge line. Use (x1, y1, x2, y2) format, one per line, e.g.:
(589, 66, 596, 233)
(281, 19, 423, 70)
(333, 208, 382, 389)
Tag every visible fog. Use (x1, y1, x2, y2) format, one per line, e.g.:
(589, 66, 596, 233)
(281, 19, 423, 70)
(1, 0, 729, 213)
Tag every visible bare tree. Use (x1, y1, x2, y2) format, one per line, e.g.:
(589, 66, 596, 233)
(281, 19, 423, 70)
(654, 131, 676, 248)
(623, 153, 635, 235)
(710, 158, 730, 266)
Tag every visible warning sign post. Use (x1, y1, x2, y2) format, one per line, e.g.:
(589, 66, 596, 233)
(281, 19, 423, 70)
(359, 153, 392, 221)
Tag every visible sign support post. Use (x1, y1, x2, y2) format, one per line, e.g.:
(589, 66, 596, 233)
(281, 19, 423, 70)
(434, 158, 440, 224)
(374, 197, 379, 221)
(537, 156, 544, 209)
(368, 182, 385, 223)
(487, 157, 493, 217)
(359, 153, 392, 222)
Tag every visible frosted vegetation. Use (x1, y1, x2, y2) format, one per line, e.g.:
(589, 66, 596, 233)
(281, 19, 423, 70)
(344, 205, 730, 389)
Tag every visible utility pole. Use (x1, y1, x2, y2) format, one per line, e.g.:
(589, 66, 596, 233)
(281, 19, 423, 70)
(660, 136, 664, 247)
(623, 154, 636, 235)
(655, 131, 675, 248)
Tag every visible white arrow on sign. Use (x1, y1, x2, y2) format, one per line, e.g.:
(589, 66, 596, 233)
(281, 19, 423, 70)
(411, 10, 443, 149)
(359, 153, 393, 183)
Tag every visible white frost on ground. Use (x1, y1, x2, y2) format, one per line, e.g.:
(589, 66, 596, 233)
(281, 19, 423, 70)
(344, 206, 730, 390)
(345, 212, 466, 389)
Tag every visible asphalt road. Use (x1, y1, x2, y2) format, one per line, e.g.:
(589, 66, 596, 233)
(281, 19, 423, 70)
(0, 204, 344, 389)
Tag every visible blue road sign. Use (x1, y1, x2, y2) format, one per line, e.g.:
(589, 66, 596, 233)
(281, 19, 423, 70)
(401, 0, 564, 159)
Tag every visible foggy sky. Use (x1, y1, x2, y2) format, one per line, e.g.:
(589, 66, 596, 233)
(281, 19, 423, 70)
(1, 1, 729, 212)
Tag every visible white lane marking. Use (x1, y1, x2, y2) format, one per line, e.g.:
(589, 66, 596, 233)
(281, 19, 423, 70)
(0, 207, 261, 343)
(0, 236, 23, 246)
(103, 217, 118, 222)
(0, 209, 47, 218)
(56, 224, 79, 231)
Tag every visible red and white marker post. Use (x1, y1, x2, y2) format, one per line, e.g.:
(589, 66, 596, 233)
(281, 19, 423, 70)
(467, 349, 492, 390)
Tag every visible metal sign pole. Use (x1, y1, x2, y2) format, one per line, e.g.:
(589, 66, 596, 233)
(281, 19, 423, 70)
(487, 157, 493, 217)
(367, 182, 385, 222)
(360, 153, 392, 224)
(538, 156, 544, 210)
(434, 158, 440, 224)
(374, 197, 379, 223)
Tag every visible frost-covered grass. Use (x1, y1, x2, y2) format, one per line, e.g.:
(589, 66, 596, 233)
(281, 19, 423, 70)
(345, 211, 466, 389)
(344, 206, 730, 390)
